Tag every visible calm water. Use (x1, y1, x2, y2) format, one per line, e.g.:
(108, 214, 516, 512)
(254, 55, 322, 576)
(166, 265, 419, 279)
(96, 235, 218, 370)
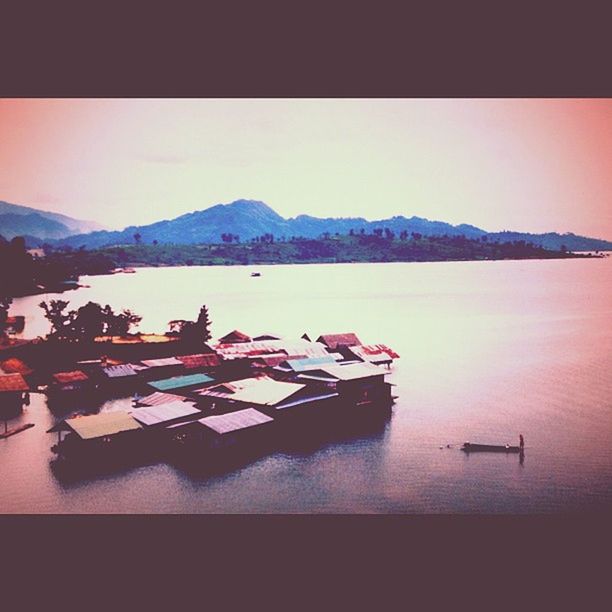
(2, 258, 612, 513)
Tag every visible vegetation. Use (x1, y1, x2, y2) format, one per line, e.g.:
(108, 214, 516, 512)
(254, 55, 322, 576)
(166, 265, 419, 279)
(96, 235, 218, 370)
(168, 305, 213, 348)
(88, 232, 596, 268)
(39, 299, 142, 343)
(0, 296, 11, 339)
(0, 234, 115, 297)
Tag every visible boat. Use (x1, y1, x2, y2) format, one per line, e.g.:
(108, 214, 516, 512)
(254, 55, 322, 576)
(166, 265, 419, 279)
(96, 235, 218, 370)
(461, 442, 521, 453)
(250, 272, 261, 277)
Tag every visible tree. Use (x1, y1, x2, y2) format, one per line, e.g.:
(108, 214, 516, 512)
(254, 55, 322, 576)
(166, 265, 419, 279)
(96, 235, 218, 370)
(39, 299, 73, 341)
(109, 309, 142, 336)
(134, 232, 142, 244)
(0, 297, 12, 338)
(168, 305, 212, 346)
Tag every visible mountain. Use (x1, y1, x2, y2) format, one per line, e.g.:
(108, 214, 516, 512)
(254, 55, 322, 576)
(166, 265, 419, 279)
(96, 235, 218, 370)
(0, 200, 104, 240)
(28, 199, 612, 251)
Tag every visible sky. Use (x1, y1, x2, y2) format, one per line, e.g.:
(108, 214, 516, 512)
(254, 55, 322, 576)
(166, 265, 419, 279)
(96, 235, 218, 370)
(0, 98, 611, 238)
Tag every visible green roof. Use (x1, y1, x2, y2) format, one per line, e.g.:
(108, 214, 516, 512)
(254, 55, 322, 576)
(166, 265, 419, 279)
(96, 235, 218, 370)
(149, 373, 214, 391)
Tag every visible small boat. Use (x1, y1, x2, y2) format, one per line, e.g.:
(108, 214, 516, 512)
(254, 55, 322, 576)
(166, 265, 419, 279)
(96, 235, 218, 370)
(250, 272, 262, 277)
(461, 442, 521, 453)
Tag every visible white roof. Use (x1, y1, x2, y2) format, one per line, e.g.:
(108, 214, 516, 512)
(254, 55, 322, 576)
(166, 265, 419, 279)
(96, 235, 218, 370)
(199, 376, 305, 406)
(317, 362, 386, 381)
(65, 411, 142, 440)
(130, 401, 200, 426)
(199, 408, 273, 435)
(141, 357, 184, 368)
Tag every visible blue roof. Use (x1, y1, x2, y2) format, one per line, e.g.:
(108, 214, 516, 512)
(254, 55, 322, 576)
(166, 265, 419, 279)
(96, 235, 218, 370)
(149, 373, 214, 391)
(285, 355, 337, 372)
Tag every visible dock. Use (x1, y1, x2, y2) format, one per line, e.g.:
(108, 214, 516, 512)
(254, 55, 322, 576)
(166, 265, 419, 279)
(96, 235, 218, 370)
(1, 422, 35, 439)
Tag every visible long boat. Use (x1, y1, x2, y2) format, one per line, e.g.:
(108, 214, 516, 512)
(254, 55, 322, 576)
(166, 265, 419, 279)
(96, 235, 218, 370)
(461, 442, 522, 453)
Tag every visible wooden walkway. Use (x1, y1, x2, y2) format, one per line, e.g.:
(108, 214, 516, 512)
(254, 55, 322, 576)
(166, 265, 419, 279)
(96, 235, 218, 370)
(0, 423, 35, 439)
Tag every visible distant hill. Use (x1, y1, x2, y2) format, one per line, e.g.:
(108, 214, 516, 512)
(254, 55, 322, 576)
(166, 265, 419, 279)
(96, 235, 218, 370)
(20, 199, 612, 252)
(0, 200, 104, 240)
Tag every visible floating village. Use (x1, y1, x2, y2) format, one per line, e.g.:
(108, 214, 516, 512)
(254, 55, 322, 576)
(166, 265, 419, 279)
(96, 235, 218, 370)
(0, 324, 400, 477)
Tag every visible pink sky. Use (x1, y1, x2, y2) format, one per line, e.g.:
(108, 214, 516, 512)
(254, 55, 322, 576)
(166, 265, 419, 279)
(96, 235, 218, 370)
(0, 98, 611, 238)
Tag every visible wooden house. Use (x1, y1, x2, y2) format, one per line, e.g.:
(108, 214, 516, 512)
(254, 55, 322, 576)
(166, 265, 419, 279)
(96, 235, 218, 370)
(167, 407, 275, 456)
(293, 362, 393, 412)
(0, 373, 30, 417)
(49, 410, 144, 460)
(195, 375, 339, 421)
(345, 344, 400, 368)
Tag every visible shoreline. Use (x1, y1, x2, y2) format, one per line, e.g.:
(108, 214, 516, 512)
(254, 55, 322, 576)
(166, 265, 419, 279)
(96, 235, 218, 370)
(6, 251, 607, 299)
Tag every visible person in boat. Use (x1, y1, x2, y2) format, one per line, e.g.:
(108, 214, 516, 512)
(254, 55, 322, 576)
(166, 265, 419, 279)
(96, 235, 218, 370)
(519, 434, 524, 451)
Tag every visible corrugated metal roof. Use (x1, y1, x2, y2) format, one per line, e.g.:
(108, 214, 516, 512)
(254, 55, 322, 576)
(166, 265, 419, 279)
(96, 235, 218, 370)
(0, 358, 33, 375)
(198, 376, 305, 406)
(218, 330, 252, 343)
(136, 391, 187, 407)
(198, 408, 273, 435)
(316, 333, 362, 349)
(215, 339, 329, 360)
(130, 401, 201, 426)
(102, 363, 145, 378)
(149, 373, 214, 392)
(53, 370, 89, 384)
(348, 344, 400, 361)
(65, 411, 142, 440)
(252, 354, 294, 368)
(0, 373, 29, 392)
(141, 357, 184, 368)
(284, 355, 338, 372)
(252, 334, 281, 341)
(176, 353, 221, 369)
(276, 392, 340, 410)
(316, 362, 386, 381)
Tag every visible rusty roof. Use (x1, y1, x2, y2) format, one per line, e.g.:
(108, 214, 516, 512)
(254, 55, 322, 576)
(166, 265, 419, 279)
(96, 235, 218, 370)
(218, 330, 252, 344)
(348, 344, 400, 362)
(0, 358, 33, 375)
(316, 333, 362, 349)
(53, 370, 89, 384)
(176, 353, 221, 369)
(0, 373, 29, 392)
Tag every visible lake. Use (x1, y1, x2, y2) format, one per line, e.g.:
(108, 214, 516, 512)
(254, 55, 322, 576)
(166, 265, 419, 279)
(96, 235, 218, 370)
(2, 258, 612, 513)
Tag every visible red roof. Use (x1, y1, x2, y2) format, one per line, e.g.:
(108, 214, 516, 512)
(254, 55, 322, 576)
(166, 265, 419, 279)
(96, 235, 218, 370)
(53, 370, 89, 384)
(349, 344, 400, 360)
(176, 353, 221, 369)
(0, 373, 29, 392)
(316, 333, 362, 350)
(0, 358, 33, 375)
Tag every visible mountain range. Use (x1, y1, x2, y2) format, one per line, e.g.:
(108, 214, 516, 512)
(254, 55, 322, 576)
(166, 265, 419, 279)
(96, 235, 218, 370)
(0, 200, 104, 240)
(2, 198, 612, 252)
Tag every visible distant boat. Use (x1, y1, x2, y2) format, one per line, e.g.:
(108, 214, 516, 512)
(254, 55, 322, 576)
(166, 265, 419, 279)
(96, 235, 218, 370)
(251, 272, 262, 277)
(461, 442, 521, 453)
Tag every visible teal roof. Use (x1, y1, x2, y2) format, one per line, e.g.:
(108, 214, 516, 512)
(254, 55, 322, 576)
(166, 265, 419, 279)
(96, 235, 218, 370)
(285, 355, 337, 372)
(149, 373, 214, 391)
